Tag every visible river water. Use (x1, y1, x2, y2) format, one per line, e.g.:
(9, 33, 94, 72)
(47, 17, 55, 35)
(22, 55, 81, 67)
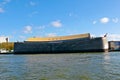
(0, 52, 120, 80)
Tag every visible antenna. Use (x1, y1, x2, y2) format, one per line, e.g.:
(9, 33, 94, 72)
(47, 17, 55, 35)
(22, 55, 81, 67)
(104, 33, 108, 37)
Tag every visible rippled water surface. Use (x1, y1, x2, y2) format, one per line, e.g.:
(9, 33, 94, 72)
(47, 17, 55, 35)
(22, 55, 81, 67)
(0, 52, 120, 80)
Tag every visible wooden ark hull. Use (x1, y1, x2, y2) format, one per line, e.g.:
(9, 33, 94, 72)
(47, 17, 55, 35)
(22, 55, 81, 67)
(14, 33, 108, 54)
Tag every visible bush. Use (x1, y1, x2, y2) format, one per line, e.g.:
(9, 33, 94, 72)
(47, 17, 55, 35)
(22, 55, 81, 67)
(0, 42, 14, 51)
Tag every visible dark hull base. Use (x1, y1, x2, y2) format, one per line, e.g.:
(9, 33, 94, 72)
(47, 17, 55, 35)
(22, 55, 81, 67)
(0, 52, 14, 54)
(109, 50, 120, 52)
(14, 49, 108, 54)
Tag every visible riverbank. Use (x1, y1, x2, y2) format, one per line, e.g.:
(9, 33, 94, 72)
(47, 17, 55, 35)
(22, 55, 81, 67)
(0, 52, 14, 54)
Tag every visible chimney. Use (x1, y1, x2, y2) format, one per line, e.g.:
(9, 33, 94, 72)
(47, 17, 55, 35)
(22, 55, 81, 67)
(6, 38, 8, 43)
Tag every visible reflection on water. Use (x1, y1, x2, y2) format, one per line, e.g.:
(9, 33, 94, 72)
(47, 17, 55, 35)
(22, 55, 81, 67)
(104, 52, 110, 64)
(0, 52, 120, 80)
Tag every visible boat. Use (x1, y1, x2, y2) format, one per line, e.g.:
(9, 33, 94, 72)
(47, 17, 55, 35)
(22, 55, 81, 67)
(14, 33, 108, 53)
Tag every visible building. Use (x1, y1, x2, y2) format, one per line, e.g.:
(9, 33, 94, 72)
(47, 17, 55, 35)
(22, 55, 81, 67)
(0, 36, 9, 53)
(109, 41, 120, 51)
(0, 36, 9, 43)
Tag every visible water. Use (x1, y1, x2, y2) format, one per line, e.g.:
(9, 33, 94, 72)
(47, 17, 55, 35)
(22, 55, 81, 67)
(0, 52, 120, 80)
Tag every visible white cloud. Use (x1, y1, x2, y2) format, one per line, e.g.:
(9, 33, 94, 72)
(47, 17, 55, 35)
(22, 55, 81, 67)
(0, 0, 11, 13)
(28, 11, 39, 17)
(100, 17, 110, 24)
(3, 0, 11, 4)
(91, 34, 96, 37)
(30, 1, 36, 6)
(47, 33, 57, 37)
(0, 0, 11, 6)
(19, 35, 26, 40)
(0, 8, 4, 13)
(23, 25, 32, 34)
(36, 26, 45, 30)
(92, 33, 120, 41)
(68, 12, 79, 18)
(107, 34, 120, 41)
(51, 20, 62, 28)
(93, 17, 120, 24)
(112, 18, 119, 23)
(93, 21, 97, 24)
(90, 33, 120, 41)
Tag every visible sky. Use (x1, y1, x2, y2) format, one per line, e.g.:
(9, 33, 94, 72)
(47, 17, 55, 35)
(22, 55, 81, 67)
(0, 0, 120, 42)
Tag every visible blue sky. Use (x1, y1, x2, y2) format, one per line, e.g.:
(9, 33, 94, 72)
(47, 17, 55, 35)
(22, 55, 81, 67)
(0, 0, 120, 41)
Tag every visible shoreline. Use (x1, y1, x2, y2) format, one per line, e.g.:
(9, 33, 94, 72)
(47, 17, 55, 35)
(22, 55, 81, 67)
(0, 52, 14, 54)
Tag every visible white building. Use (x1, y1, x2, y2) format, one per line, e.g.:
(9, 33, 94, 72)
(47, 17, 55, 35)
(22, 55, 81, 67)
(0, 36, 9, 43)
(0, 36, 9, 53)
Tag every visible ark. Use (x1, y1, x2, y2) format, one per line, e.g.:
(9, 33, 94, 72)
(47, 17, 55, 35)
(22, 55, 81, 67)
(14, 33, 108, 53)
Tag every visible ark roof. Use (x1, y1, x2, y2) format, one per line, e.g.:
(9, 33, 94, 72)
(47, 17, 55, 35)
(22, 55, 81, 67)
(25, 33, 90, 42)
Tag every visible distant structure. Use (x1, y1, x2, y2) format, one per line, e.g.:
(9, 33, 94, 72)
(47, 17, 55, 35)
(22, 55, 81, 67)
(0, 36, 9, 43)
(109, 41, 120, 51)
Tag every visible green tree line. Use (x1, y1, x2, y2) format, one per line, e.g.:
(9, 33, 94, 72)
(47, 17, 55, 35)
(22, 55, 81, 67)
(0, 42, 14, 51)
